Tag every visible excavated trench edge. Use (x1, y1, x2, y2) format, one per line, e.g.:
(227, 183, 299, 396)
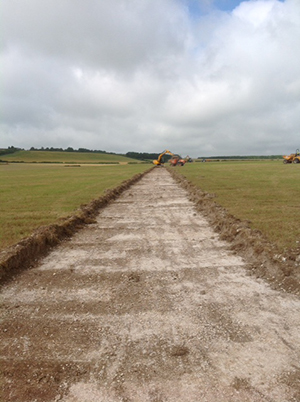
(0, 167, 154, 286)
(1, 166, 299, 295)
(167, 167, 300, 296)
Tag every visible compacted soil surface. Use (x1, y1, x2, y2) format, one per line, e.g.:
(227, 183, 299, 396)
(1, 167, 300, 402)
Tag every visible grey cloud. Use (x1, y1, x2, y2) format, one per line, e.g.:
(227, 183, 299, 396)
(1, 0, 300, 156)
(2, 0, 189, 71)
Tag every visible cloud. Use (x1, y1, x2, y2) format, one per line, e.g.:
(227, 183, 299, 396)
(1, 0, 300, 156)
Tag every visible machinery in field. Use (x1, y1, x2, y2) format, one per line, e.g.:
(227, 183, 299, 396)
(153, 150, 193, 166)
(283, 149, 300, 164)
(153, 150, 175, 165)
(169, 155, 192, 166)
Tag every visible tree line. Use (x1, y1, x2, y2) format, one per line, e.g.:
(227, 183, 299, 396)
(0, 146, 23, 156)
(29, 147, 117, 154)
(198, 155, 282, 160)
(0, 147, 282, 160)
(125, 152, 159, 160)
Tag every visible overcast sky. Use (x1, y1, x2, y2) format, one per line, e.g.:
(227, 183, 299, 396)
(1, 0, 299, 156)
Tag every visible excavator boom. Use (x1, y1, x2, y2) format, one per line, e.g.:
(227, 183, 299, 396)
(153, 150, 175, 165)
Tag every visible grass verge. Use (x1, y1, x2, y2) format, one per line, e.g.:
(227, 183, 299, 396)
(0, 150, 138, 164)
(172, 160, 299, 253)
(0, 163, 151, 250)
(0, 165, 153, 284)
(167, 161, 300, 294)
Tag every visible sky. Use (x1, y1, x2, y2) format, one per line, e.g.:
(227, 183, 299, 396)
(1, 0, 299, 157)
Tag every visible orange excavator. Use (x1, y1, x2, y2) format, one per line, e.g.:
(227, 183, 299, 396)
(169, 155, 192, 166)
(153, 150, 175, 165)
(283, 149, 300, 164)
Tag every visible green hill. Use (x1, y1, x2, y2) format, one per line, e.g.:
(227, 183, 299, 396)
(0, 150, 141, 164)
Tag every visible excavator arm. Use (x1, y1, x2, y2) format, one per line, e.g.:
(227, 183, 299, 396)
(153, 150, 175, 165)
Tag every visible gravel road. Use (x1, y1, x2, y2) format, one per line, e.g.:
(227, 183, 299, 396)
(1, 167, 300, 401)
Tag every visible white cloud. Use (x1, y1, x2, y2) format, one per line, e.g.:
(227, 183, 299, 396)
(1, 0, 300, 156)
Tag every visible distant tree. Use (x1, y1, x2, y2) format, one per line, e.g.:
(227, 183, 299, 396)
(0, 146, 21, 156)
(78, 148, 91, 153)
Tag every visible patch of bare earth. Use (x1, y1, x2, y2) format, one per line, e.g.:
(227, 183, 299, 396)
(1, 167, 300, 402)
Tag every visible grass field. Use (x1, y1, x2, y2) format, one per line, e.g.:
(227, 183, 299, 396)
(174, 160, 300, 252)
(1, 159, 299, 254)
(0, 163, 151, 250)
(0, 150, 138, 164)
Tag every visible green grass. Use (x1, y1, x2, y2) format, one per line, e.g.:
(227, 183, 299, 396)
(0, 163, 151, 250)
(174, 160, 300, 252)
(0, 150, 138, 164)
(2, 159, 299, 254)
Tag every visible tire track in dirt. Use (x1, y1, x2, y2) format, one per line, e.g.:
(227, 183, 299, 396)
(1, 167, 300, 401)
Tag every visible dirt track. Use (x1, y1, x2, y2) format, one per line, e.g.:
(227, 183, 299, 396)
(1, 167, 300, 401)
